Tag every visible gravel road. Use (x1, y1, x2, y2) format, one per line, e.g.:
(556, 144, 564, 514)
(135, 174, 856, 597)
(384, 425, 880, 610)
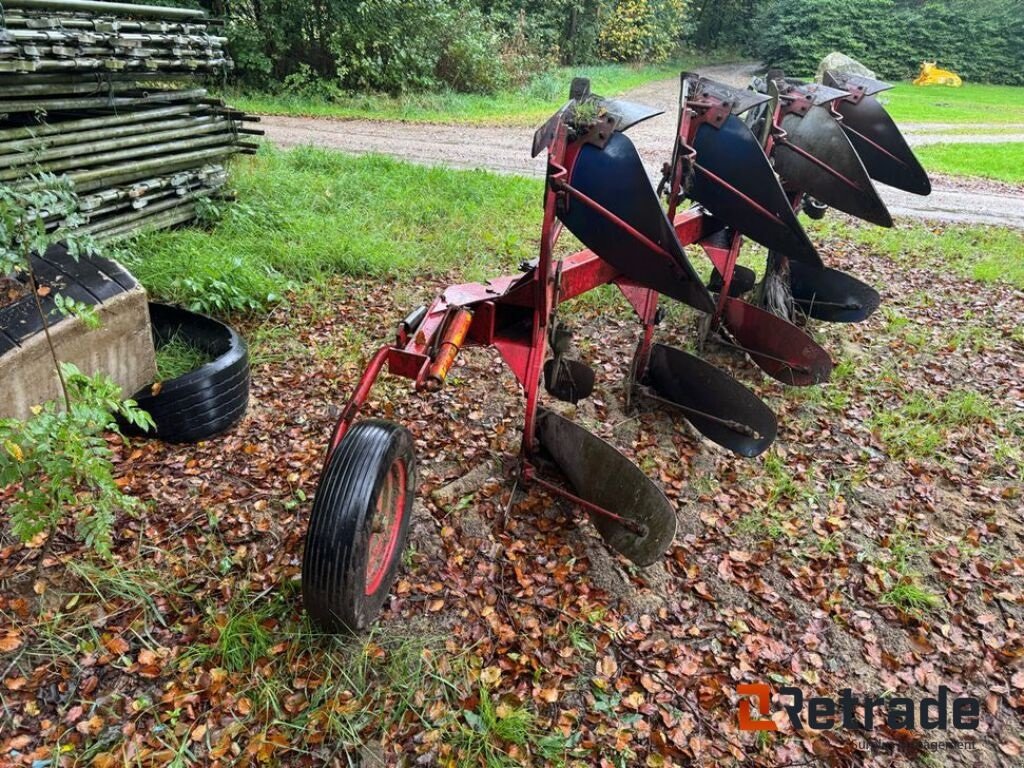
(259, 62, 1024, 229)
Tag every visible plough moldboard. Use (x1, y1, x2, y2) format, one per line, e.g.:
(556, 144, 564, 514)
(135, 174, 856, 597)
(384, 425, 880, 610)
(302, 70, 930, 633)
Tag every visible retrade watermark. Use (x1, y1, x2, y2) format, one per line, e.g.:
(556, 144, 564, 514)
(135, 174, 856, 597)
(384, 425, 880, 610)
(737, 683, 981, 733)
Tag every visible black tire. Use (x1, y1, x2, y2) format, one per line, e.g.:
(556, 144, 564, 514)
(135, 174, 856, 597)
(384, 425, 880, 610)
(303, 420, 416, 633)
(124, 302, 250, 443)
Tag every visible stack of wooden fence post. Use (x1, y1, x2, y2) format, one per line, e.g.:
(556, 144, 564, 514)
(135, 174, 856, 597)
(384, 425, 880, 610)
(0, 0, 261, 239)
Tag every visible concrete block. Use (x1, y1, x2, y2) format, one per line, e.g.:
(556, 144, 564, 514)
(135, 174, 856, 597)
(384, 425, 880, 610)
(0, 284, 156, 420)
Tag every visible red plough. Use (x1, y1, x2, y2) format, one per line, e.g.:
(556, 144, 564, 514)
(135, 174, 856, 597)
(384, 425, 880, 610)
(302, 74, 929, 633)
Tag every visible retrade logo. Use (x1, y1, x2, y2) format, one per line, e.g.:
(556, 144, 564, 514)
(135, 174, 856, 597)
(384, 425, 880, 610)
(737, 684, 980, 732)
(737, 683, 777, 731)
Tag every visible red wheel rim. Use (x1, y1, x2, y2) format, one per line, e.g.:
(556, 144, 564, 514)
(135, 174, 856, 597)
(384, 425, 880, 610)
(365, 459, 407, 595)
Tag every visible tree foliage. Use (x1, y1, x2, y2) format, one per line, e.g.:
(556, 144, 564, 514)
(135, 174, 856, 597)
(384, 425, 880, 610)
(218, 0, 690, 92)
(169, 1, 1024, 89)
(751, 0, 1024, 85)
(599, 0, 686, 62)
(686, 0, 759, 49)
(481, 0, 605, 65)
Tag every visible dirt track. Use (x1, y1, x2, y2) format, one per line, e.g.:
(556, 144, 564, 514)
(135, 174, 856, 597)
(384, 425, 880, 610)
(259, 63, 1024, 228)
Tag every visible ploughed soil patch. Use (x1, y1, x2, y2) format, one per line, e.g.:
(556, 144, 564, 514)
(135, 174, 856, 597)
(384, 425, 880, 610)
(1, 230, 1022, 766)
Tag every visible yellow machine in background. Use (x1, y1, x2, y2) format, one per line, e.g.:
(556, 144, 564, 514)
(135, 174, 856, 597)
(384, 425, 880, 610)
(914, 61, 962, 86)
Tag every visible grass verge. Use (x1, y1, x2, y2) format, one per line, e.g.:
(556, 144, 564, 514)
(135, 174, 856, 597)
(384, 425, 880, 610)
(883, 82, 1024, 125)
(228, 77, 1024, 128)
(808, 218, 1024, 290)
(915, 141, 1024, 184)
(913, 126, 1024, 136)
(222, 53, 738, 126)
(121, 147, 1024, 317)
(120, 146, 543, 314)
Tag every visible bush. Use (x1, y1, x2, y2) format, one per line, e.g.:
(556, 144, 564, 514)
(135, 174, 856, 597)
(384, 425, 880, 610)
(281, 64, 346, 102)
(224, 0, 606, 90)
(1, 178, 153, 558)
(751, 0, 1024, 85)
(884, 1, 1023, 85)
(1, 365, 152, 557)
(495, 11, 558, 88)
(751, 0, 892, 78)
(483, 0, 603, 65)
(434, 9, 509, 92)
(599, 0, 687, 62)
(685, 0, 759, 49)
(332, 1, 507, 94)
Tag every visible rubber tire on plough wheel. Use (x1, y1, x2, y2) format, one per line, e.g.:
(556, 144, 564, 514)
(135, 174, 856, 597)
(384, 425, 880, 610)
(303, 420, 416, 633)
(124, 303, 250, 444)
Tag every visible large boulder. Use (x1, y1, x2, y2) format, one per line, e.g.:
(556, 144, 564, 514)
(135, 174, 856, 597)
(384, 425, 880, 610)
(816, 52, 877, 83)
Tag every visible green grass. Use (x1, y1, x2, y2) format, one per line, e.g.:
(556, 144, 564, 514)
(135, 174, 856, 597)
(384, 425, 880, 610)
(452, 687, 568, 767)
(223, 54, 736, 126)
(228, 74, 1024, 127)
(155, 330, 214, 379)
(120, 145, 543, 313)
(808, 218, 1024, 289)
(915, 125, 1024, 136)
(882, 82, 1024, 125)
(170, 586, 570, 765)
(915, 142, 1024, 184)
(868, 390, 996, 460)
(121, 147, 1024, 317)
(183, 597, 278, 674)
(880, 580, 942, 612)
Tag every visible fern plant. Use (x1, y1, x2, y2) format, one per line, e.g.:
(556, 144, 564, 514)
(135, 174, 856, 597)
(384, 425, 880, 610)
(0, 175, 153, 557)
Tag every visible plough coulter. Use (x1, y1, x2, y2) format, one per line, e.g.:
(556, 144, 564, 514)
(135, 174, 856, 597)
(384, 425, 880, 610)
(302, 71, 929, 633)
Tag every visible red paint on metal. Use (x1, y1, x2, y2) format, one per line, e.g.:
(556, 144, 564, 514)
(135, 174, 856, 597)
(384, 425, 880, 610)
(838, 121, 907, 167)
(327, 344, 392, 457)
(701, 229, 743, 323)
(693, 162, 785, 224)
(672, 208, 710, 242)
(721, 296, 833, 386)
(364, 458, 407, 595)
(318, 91, 824, 553)
(559, 181, 677, 264)
(778, 136, 864, 191)
(616, 281, 659, 378)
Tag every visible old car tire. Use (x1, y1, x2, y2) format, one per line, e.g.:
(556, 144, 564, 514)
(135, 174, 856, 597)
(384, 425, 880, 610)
(124, 303, 249, 443)
(303, 420, 416, 634)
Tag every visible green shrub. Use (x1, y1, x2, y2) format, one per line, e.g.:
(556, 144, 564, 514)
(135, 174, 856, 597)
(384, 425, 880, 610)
(751, 0, 1024, 85)
(224, 18, 276, 89)
(685, 0, 759, 49)
(224, 0, 605, 90)
(281, 64, 346, 102)
(598, 0, 687, 62)
(1, 178, 153, 558)
(751, 0, 893, 78)
(435, 10, 509, 92)
(323, 0, 508, 94)
(483, 0, 604, 65)
(1, 365, 153, 557)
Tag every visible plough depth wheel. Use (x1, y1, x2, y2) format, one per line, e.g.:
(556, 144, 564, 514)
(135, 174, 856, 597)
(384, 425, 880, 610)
(303, 419, 415, 633)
